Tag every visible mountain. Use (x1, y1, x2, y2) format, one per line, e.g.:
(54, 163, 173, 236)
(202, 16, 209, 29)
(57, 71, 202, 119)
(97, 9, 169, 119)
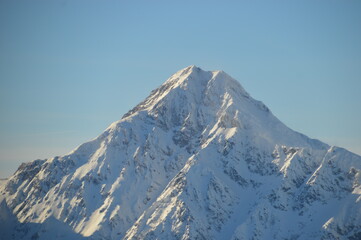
(1, 65, 360, 240)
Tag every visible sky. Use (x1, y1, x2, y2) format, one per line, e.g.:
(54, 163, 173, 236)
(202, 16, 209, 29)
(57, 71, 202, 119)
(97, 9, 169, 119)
(0, 0, 360, 178)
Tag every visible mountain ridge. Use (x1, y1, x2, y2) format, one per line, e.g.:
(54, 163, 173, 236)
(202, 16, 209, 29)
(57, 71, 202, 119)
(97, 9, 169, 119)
(1, 66, 360, 239)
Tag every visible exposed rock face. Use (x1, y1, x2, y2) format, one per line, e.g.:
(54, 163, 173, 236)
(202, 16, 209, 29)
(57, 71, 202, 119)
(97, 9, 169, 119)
(1, 66, 360, 240)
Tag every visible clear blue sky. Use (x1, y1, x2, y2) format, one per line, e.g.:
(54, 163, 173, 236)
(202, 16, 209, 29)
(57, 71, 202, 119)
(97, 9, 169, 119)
(1, 0, 360, 178)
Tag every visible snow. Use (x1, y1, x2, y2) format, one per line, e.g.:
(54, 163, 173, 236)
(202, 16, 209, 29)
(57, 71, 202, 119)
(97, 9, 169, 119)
(1, 65, 361, 239)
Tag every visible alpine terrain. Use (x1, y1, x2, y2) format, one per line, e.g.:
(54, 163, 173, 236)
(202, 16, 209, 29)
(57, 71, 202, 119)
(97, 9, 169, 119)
(1, 66, 360, 240)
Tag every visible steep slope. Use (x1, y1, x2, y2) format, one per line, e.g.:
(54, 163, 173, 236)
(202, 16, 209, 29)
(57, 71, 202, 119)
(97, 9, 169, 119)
(1, 66, 360, 240)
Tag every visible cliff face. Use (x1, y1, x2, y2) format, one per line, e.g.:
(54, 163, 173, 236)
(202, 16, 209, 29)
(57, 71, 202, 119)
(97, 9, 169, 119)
(1, 66, 360, 240)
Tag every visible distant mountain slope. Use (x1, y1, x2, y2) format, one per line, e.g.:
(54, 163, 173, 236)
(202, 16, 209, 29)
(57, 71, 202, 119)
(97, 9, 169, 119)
(1, 66, 360, 240)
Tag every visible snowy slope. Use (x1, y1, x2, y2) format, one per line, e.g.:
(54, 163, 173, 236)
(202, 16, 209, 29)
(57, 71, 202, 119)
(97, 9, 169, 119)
(1, 66, 360, 240)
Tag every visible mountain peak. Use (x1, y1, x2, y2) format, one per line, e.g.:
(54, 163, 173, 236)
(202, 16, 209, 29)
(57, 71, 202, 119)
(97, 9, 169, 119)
(168, 65, 240, 88)
(178, 64, 200, 73)
(122, 66, 252, 120)
(164, 65, 208, 85)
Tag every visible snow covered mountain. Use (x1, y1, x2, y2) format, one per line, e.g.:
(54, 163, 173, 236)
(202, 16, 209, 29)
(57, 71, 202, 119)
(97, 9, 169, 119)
(1, 65, 360, 240)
